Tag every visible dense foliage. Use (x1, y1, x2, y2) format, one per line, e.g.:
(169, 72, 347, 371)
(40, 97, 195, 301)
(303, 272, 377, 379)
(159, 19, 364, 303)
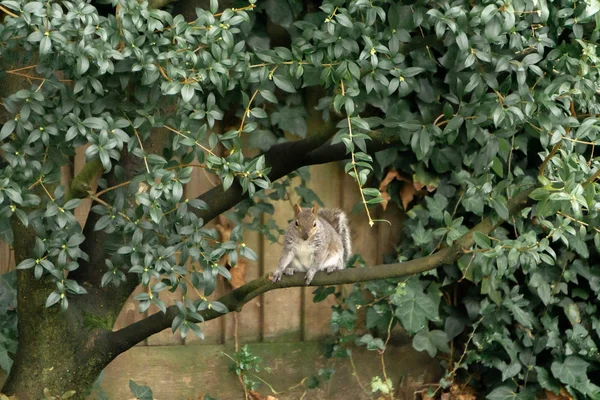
(2, 0, 600, 398)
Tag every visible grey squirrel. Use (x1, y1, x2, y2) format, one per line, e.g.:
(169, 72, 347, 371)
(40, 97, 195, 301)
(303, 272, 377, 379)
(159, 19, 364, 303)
(271, 204, 352, 285)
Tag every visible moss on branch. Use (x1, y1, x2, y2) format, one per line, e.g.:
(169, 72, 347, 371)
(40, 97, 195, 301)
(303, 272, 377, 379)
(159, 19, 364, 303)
(66, 158, 102, 201)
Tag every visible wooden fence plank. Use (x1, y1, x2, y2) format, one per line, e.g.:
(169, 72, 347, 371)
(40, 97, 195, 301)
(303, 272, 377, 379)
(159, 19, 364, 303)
(0, 243, 15, 275)
(376, 203, 406, 264)
(223, 132, 263, 345)
(302, 163, 343, 341)
(344, 172, 379, 267)
(224, 226, 262, 344)
(183, 154, 224, 345)
(262, 195, 302, 342)
(146, 267, 184, 346)
(113, 285, 148, 346)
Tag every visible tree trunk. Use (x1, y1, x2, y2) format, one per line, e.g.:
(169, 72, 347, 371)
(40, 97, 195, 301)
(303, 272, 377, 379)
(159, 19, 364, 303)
(0, 269, 115, 400)
(1, 221, 122, 399)
(2, 329, 106, 400)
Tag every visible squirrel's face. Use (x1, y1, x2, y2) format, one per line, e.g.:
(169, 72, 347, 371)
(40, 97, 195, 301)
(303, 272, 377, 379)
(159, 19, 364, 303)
(293, 204, 318, 241)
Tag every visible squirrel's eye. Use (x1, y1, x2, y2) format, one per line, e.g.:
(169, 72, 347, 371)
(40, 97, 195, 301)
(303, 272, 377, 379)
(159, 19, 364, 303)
(313, 221, 316, 227)
(295, 220, 299, 227)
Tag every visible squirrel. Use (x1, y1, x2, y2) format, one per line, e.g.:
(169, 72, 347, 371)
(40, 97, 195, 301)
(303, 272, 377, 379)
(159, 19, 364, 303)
(272, 204, 352, 285)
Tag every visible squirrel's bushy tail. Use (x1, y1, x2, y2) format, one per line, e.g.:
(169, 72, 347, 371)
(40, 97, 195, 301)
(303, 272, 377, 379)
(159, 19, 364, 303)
(318, 209, 352, 265)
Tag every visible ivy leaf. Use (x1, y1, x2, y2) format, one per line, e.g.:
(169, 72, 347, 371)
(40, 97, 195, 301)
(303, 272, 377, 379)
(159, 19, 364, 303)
(129, 380, 153, 400)
(535, 367, 560, 393)
(551, 356, 589, 388)
(390, 278, 438, 334)
(486, 386, 518, 400)
(412, 329, 449, 357)
(312, 286, 335, 303)
(356, 334, 386, 351)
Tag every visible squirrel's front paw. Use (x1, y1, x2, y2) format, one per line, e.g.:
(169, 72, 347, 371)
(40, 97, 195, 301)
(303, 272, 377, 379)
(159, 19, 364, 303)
(271, 271, 282, 283)
(304, 271, 316, 285)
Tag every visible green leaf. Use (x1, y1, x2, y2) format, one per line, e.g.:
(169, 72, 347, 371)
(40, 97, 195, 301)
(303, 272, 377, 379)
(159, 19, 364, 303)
(181, 85, 194, 103)
(473, 231, 491, 248)
(356, 334, 386, 351)
(535, 367, 560, 393)
(83, 118, 108, 130)
(390, 278, 438, 334)
(129, 380, 153, 400)
(209, 301, 228, 313)
(486, 386, 517, 400)
(551, 356, 589, 388)
(259, 90, 278, 103)
(0, 119, 16, 141)
(45, 291, 61, 308)
(273, 76, 296, 93)
(412, 329, 449, 357)
(492, 198, 509, 220)
(209, 0, 218, 13)
(336, 14, 353, 28)
(312, 286, 335, 303)
(223, 174, 234, 191)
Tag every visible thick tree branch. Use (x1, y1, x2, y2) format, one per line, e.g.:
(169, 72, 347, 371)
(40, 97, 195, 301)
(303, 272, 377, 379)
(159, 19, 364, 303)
(107, 187, 534, 356)
(190, 121, 338, 222)
(192, 129, 400, 223)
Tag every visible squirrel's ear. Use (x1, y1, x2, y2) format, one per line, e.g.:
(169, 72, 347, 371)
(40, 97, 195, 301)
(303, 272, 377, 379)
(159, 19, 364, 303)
(311, 204, 318, 214)
(293, 203, 301, 215)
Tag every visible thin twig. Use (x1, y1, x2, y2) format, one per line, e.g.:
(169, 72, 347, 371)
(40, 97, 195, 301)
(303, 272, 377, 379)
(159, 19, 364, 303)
(125, 116, 150, 174)
(342, 80, 374, 227)
(238, 89, 260, 136)
(0, 4, 18, 17)
(164, 125, 217, 157)
(349, 352, 372, 400)
(538, 141, 561, 176)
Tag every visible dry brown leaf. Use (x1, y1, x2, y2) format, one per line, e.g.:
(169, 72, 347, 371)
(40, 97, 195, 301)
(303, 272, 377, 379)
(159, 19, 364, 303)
(249, 391, 261, 400)
(416, 388, 435, 400)
(544, 388, 573, 400)
(248, 390, 278, 400)
(399, 182, 417, 211)
(412, 181, 437, 193)
(380, 191, 391, 211)
(378, 169, 412, 210)
(449, 383, 477, 400)
(216, 215, 247, 288)
(217, 215, 233, 241)
(379, 170, 404, 190)
(440, 393, 451, 400)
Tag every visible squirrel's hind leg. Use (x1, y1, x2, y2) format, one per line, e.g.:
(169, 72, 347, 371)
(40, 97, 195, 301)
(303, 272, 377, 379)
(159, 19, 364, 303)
(325, 253, 344, 273)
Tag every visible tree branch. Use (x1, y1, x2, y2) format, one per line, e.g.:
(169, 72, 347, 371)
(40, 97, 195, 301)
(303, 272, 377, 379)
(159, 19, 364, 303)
(107, 187, 534, 357)
(192, 129, 400, 223)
